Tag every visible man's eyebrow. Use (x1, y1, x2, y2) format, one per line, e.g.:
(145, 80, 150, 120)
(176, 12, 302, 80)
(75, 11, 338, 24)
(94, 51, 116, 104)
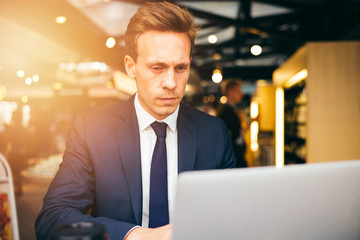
(147, 61, 190, 66)
(177, 62, 190, 65)
(147, 62, 168, 67)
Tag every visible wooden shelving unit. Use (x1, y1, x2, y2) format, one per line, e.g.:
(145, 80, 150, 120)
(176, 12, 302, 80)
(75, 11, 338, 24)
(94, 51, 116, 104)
(273, 41, 360, 164)
(284, 82, 307, 164)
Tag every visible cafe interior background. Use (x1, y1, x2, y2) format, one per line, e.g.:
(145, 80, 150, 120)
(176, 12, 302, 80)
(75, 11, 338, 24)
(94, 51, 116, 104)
(0, 0, 359, 239)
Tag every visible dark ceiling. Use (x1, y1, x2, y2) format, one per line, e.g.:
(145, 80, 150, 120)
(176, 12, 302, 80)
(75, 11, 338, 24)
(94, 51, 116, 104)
(182, 0, 360, 81)
(0, 0, 359, 98)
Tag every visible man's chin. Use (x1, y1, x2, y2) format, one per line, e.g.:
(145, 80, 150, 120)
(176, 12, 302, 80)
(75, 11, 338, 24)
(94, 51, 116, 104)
(154, 106, 178, 119)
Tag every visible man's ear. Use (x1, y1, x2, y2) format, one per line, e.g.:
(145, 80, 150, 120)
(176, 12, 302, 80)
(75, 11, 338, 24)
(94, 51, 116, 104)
(124, 55, 136, 78)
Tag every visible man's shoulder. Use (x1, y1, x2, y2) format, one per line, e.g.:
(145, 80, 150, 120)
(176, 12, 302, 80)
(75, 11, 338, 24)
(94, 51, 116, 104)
(179, 102, 221, 126)
(79, 97, 134, 123)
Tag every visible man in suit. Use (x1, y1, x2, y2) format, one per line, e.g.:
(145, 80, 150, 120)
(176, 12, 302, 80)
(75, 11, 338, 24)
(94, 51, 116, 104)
(35, 2, 236, 240)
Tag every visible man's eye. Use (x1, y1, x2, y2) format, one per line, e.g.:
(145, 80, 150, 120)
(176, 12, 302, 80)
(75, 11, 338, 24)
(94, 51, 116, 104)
(176, 65, 187, 72)
(151, 66, 162, 72)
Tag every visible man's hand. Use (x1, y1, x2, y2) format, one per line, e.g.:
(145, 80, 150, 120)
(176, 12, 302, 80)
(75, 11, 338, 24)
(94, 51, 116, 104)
(125, 224, 172, 240)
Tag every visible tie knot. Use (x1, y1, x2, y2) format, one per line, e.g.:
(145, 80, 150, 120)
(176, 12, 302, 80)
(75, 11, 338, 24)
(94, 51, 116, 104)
(151, 121, 167, 138)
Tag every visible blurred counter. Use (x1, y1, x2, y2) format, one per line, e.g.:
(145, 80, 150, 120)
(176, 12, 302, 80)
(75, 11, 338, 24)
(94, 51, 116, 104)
(21, 154, 63, 184)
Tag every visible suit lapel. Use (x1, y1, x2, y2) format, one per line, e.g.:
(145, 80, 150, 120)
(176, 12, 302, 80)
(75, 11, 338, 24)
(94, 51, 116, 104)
(177, 104, 197, 173)
(113, 100, 197, 223)
(115, 96, 142, 225)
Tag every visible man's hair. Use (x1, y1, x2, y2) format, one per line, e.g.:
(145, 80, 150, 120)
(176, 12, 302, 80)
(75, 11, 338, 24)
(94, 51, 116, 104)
(221, 79, 242, 96)
(125, 1, 198, 61)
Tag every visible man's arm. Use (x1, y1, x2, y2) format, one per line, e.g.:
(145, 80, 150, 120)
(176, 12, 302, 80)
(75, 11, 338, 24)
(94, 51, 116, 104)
(35, 207, 136, 240)
(34, 114, 137, 240)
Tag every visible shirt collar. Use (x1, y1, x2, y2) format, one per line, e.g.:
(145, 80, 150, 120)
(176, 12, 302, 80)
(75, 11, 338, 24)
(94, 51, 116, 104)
(134, 93, 179, 133)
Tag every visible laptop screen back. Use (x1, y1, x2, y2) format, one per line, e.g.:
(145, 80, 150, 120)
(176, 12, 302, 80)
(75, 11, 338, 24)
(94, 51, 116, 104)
(172, 160, 360, 240)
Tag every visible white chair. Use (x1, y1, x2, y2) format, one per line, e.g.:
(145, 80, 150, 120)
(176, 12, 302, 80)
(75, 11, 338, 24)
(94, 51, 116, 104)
(0, 153, 20, 240)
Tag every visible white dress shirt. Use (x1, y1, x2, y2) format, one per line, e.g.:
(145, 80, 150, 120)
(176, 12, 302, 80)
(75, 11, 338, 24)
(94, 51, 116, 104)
(134, 93, 179, 228)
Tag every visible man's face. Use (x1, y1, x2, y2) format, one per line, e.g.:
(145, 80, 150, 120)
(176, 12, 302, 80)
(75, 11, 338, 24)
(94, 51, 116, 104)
(125, 30, 191, 120)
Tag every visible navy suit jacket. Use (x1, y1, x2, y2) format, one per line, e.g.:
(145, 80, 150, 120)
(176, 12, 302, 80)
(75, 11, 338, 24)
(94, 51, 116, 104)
(35, 96, 236, 240)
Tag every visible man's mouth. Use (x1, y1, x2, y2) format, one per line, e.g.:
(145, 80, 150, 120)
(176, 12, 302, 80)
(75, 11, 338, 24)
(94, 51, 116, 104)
(158, 97, 178, 104)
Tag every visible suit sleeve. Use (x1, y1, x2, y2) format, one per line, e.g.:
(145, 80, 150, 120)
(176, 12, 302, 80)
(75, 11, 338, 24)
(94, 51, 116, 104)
(34, 114, 136, 240)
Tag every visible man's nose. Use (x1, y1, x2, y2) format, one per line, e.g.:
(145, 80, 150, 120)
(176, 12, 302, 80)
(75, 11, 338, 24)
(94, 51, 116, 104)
(162, 69, 177, 89)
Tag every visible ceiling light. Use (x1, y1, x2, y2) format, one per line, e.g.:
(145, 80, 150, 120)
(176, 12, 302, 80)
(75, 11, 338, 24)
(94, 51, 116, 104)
(202, 96, 209, 104)
(66, 63, 76, 72)
(17, 70, 25, 78)
(25, 77, 32, 85)
(220, 96, 227, 104)
(55, 16, 67, 24)
(21, 96, 29, 104)
(106, 37, 116, 48)
(32, 75, 39, 83)
(208, 95, 215, 102)
(92, 62, 107, 72)
(54, 82, 63, 90)
(250, 45, 262, 56)
(213, 53, 222, 60)
(208, 35, 217, 44)
(212, 69, 223, 83)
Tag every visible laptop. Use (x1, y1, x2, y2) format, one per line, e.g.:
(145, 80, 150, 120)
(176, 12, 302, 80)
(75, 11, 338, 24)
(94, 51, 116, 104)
(172, 160, 360, 240)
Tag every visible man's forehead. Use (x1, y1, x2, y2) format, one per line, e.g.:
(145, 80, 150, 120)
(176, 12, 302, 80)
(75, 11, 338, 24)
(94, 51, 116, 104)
(136, 31, 191, 53)
(136, 35, 191, 63)
(139, 55, 191, 65)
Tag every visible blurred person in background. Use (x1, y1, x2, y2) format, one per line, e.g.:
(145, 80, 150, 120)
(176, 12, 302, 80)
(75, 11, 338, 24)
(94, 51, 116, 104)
(217, 79, 248, 168)
(52, 120, 72, 154)
(33, 104, 54, 158)
(3, 109, 29, 194)
(35, 2, 236, 240)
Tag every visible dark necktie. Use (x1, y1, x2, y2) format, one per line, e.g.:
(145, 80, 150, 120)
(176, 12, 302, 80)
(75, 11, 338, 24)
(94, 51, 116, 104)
(149, 121, 169, 228)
